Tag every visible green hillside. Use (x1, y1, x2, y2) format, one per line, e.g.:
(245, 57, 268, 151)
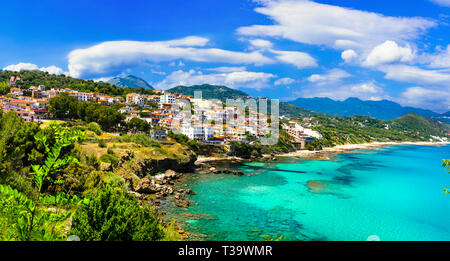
(307, 113, 449, 149)
(390, 113, 449, 138)
(0, 70, 156, 97)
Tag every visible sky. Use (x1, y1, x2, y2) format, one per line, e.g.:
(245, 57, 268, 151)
(1, 0, 450, 113)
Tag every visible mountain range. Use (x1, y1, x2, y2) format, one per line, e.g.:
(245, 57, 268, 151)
(289, 97, 446, 120)
(107, 75, 154, 90)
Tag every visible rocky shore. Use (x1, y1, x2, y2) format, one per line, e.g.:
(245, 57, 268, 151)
(125, 141, 450, 207)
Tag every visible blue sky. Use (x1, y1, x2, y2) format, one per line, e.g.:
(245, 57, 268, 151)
(1, 0, 450, 112)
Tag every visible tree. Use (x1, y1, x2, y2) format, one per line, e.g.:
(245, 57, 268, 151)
(127, 118, 150, 133)
(0, 124, 83, 240)
(69, 186, 164, 241)
(48, 96, 125, 131)
(49, 93, 77, 119)
(0, 111, 41, 194)
(0, 82, 11, 95)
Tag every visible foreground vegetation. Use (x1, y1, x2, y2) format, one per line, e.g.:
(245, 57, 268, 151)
(0, 111, 184, 241)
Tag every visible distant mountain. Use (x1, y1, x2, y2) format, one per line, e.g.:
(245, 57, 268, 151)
(442, 111, 450, 117)
(290, 97, 441, 120)
(391, 113, 449, 137)
(107, 75, 154, 90)
(167, 84, 313, 118)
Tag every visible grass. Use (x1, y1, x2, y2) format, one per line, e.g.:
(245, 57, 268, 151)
(80, 136, 194, 163)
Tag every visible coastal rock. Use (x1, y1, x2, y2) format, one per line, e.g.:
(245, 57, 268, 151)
(176, 200, 190, 208)
(128, 191, 143, 199)
(181, 213, 215, 220)
(211, 169, 244, 176)
(164, 169, 180, 180)
(185, 189, 196, 195)
(117, 151, 196, 179)
(133, 177, 157, 194)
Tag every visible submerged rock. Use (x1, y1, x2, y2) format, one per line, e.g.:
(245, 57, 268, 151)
(306, 180, 330, 194)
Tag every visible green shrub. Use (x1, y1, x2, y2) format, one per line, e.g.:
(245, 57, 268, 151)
(97, 139, 107, 148)
(86, 154, 100, 170)
(107, 147, 115, 155)
(99, 153, 119, 165)
(69, 186, 164, 241)
(87, 122, 102, 136)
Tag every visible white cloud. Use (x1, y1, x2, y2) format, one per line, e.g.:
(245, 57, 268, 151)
(380, 64, 450, 85)
(274, 77, 295, 85)
(206, 66, 247, 73)
(67, 36, 274, 78)
(4, 62, 65, 75)
(151, 70, 166, 75)
(154, 69, 277, 90)
(307, 68, 351, 86)
(40, 65, 65, 75)
(4, 62, 39, 71)
(94, 77, 114, 82)
(397, 87, 450, 113)
(301, 81, 387, 101)
(249, 39, 273, 49)
(341, 49, 358, 63)
(430, 0, 450, 7)
(363, 40, 414, 67)
(237, 0, 435, 52)
(301, 82, 388, 100)
(271, 50, 317, 69)
(425, 45, 450, 69)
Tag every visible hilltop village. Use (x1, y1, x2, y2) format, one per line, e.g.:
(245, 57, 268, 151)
(2, 75, 322, 148)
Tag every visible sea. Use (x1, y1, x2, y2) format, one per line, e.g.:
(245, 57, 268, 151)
(165, 144, 450, 241)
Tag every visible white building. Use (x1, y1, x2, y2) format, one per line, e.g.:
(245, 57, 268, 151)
(181, 124, 214, 140)
(160, 94, 176, 104)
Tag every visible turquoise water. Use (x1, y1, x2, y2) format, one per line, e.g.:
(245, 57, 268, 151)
(173, 145, 450, 241)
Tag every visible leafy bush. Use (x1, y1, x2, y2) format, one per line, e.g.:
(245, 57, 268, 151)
(86, 154, 100, 170)
(86, 122, 102, 136)
(99, 153, 119, 165)
(107, 147, 115, 155)
(0, 125, 83, 241)
(69, 186, 164, 241)
(97, 139, 107, 148)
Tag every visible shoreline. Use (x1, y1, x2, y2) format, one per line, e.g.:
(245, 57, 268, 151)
(195, 141, 450, 164)
(279, 141, 450, 158)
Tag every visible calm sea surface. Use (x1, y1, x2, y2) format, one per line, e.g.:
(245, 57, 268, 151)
(167, 145, 450, 241)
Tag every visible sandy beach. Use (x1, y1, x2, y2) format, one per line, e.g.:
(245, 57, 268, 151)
(278, 141, 450, 158)
(195, 141, 449, 164)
